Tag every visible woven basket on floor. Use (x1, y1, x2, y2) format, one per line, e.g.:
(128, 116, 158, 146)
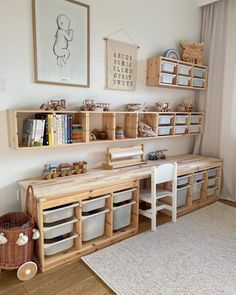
(0, 186, 36, 269)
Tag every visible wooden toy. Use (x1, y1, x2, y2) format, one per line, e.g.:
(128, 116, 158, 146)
(124, 103, 148, 112)
(89, 133, 97, 141)
(115, 126, 124, 139)
(175, 98, 195, 112)
(163, 49, 180, 60)
(148, 149, 167, 160)
(103, 144, 147, 169)
(98, 130, 108, 140)
(40, 99, 66, 111)
(180, 41, 204, 65)
(155, 102, 171, 112)
(43, 161, 87, 179)
(138, 121, 155, 137)
(80, 100, 110, 111)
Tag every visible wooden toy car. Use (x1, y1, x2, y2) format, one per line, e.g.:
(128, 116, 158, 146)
(40, 99, 66, 111)
(124, 103, 147, 112)
(80, 100, 111, 111)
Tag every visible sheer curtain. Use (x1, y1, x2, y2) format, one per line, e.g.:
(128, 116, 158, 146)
(194, 0, 236, 201)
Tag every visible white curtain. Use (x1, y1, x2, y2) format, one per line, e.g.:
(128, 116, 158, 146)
(194, 0, 236, 201)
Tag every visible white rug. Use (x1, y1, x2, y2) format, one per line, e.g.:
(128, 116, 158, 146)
(82, 202, 236, 295)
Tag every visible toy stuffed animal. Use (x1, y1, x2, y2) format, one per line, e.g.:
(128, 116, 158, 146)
(32, 229, 40, 240)
(0, 232, 8, 245)
(180, 41, 204, 65)
(16, 233, 28, 246)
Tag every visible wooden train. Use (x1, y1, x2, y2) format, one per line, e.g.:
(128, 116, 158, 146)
(43, 161, 87, 180)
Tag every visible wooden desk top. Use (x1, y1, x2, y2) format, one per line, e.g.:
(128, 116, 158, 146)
(18, 154, 222, 201)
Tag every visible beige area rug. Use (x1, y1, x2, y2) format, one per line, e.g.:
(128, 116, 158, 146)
(82, 202, 236, 295)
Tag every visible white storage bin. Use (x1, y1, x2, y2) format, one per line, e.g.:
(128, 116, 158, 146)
(158, 115, 174, 125)
(194, 67, 205, 78)
(208, 168, 217, 178)
(177, 175, 190, 187)
(113, 201, 136, 231)
(208, 178, 216, 187)
(177, 186, 189, 207)
(190, 125, 201, 133)
(113, 188, 136, 204)
(158, 126, 172, 136)
(160, 73, 176, 84)
(82, 208, 109, 242)
(177, 76, 191, 86)
(44, 218, 78, 239)
(161, 61, 176, 73)
(43, 203, 79, 223)
(178, 64, 192, 76)
(191, 115, 202, 124)
(175, 115, 189, 125)
(194, 172, 204, 182)
(44, 232, 78, 256)
(207, 186, 216, 197)
(192, 181, 204, 201)
(82, 195, 110, 213)
(193, 78, 205, 88)
(175, 126, 187, 135)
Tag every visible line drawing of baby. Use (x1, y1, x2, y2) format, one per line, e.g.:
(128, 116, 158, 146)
(53, 14, 74, 67)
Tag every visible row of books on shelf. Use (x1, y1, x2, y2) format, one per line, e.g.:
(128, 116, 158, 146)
(22, 114, 83, 147)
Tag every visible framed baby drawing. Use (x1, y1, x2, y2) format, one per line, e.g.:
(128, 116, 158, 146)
(32, 0, 90, 87)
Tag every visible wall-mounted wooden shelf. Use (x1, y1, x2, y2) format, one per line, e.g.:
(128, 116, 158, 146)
(8, 109, 205, 150)
(146, 56, 208, 90)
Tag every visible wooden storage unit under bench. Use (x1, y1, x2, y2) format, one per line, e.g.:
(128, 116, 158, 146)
(18, 154, 222, 272)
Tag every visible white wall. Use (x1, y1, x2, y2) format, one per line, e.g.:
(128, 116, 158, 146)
(0, 0, 201, 214)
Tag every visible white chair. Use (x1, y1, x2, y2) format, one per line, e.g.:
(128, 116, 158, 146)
(139, 163, 177, 231)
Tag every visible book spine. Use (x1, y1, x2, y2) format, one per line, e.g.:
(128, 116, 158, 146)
(61, 115, 65, 145)
(70, 115, 73, 143)
(64, 114, 67, 144)
(48, 115, 53, 146)
(67, 114, 70, 144)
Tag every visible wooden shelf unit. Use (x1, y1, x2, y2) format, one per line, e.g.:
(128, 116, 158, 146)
(146, 56, 208, 90)
(8, 110, 205, 150)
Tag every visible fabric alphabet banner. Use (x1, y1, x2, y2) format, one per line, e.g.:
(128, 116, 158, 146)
(106, 39, 137, 91)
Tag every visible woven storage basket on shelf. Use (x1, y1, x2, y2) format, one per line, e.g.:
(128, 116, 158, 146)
(0, 186, 35, 269)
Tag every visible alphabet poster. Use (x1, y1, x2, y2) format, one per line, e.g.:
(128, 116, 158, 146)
(106, 39, 137, 91)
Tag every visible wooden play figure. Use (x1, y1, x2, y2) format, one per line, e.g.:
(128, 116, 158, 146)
(180, 41, 204, 65)
(40, 99, 66, 111)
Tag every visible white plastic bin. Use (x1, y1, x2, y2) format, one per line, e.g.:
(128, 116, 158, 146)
(158, 115, 173, 125)
(194, 67, 205, 78)
(208, 178, 216, 187)
(178, 64, 192, 76)
(194, 172, 204, 182)
(160, 73, 176, 84)
(158, 126, 172, 136)
(43, 218, 78, 239)
(207, 186, 216, 197)
(113, 201, 136, 231)
(82, 195, 110, 213)
(82, 208, 109, 242)
(177, 76, 191, 86)
(177, 175, 190, 187)
(190, 125, 201, 133)
(175, 126, 187, 135)
(208, 168, 217, 178)
(177, 186, 189, 207)
(43, 203, 79, 223)
(175, 115, 189, 125)
(44, 232, 78, 256)
(192, 181, 204, 201)
(113, 188, 135, 204)
(161, 61, 176, 73)
(190, 115, 202, 124)
(193, 78, 205, 88)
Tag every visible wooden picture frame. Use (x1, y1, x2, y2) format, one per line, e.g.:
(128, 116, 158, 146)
(32, 0, 90, 88)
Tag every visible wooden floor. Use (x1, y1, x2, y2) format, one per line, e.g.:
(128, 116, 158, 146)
(0, 201, 234, 295)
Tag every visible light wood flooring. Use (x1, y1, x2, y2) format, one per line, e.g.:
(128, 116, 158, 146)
(0, 201, 234, 295)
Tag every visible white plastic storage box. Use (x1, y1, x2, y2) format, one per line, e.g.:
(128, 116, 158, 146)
(177, 175, 190, 187)
(175, 126, 187, 135)
(158, 126, 172, 136)
(194, 67, 205, 78)
(177, 186, 189, 207)
(190, 115, 202, 124)
(177, 76, 191, 86)
(82, 195, 109, 212)
(44, 232, 78, 256)
(190, 125, 201, 134)
(160, 73, 176, 84)
(158, 115, 173, 126)
(208, 178, 216, 187)
(43, 203, 79, 223)
(208, 168, 217, 178)
(113, 201, 136, 231)
(43, 218, 78, 239)
(194, 172, 204, 182)
(193, 78, 205, 88)
(82, 208, 109, 242)
(192, 182, 204, 201)
(175, 115, 189, 125)
(113, 188, 135, 204)
(178, 64, 192, 76)
(207, 187, 216, 197)
(161, 61, 176, 73)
